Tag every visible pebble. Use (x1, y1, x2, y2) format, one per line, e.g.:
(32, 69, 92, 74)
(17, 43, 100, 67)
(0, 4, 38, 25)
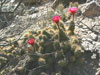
(90, 33, 98, 41)
(91, 53, 96, 59)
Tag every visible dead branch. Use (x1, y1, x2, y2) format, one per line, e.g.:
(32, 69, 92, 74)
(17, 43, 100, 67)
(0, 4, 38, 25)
(77, 20, 100, 35)
(51, 0, 59, 10)
(0, 33, 23, 46)
(0, 0, 6, 12)
(0, 12, 13, 14)
(13, 0, 23, 13)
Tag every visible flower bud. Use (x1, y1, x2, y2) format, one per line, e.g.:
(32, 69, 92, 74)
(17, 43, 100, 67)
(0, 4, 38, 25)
(27, 38, 35, 46)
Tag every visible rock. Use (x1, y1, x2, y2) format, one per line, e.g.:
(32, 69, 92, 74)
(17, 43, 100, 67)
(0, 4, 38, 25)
(90, 33, 98, 41)
(86, 0, 92, 3)
(82, 40, 94, 52)
(96, 42, 100, 49)
(91, 53, 96, 59)
(23, 0, 49, 5)
(98, 35, 100, 41)
(96, 0, 100, 4)
(93, 42, 100, 52)
(29, 14, 37, 19)
(80, 1, 100, 17)
(10, 0, 16, 3)
(2, 2, 17, 12)
(28, 7, 38, 14)
(23, 0, 37, 4)
(82, 38, 93, 41)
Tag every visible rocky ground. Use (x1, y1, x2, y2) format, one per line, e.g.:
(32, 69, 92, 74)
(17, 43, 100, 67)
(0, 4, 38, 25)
(0, 0, 100, 75)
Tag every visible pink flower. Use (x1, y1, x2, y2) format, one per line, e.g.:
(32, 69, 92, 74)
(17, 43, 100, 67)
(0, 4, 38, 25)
(68, 7, 78, 15)
(28, 38, 35, 45)
(52, 16, 61, 23)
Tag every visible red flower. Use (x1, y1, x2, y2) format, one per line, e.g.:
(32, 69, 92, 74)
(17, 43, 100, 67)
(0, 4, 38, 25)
(52, 16, 61, 23)
(28, 38, 35, 45)
(68, 7, 78, 15)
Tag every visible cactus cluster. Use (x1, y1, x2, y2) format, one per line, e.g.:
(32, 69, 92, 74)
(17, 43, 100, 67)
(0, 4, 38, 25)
(21, 16, 83, 74)
(0, 2, 84, 75)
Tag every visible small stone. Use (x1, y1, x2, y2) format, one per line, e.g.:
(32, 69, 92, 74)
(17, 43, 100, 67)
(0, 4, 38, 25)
(29, 14, 37, 19)
(94, 42, 100, 52)
(10, 0, 15, 3)
(82, 41, 94, 52)
(28, 7, 37, 14)
(87, 31, 92, 34)
(91, 53, 96, 59)
(90, 33, 98, 41)
(82, 38, 92, 41)
(17, 67, 23, 71)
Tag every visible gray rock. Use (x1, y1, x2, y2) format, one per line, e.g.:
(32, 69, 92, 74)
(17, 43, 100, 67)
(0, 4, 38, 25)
(82, 38, 93, 41)
(86, 0, 92, 3)
(28, 7, 37, 14)
(94, 42, 100, 52)
(23, 0, 37, 4)
(10, 0, 16, 3)
(2, 2, 17, 12)
(80, 1, 100, 17)
(29, 14, 37, 19)
(91, 53, 96, 59)
(90, 33, 98, 41)
(82, 41, 94, 52)
(23, 0, 48, 5)
(96, 0, 100, 4)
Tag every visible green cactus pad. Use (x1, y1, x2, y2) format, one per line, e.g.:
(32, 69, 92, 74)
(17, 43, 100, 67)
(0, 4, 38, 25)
(59, 29, 69, 41)
(58, 59, 67, 68)
(54, 41, 61, 50)
(68, 21, 75, 32)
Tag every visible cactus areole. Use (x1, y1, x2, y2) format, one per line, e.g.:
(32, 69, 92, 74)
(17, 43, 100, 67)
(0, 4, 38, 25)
(52, 16, 61, 24)
(28, 38, 35, 46)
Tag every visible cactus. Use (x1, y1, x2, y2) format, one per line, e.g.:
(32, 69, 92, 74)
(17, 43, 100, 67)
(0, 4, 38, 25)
(55, 51, 64, 60)
(70, 56, 76, 62)
(73, 2, 79, 8)
(22, 12, 83, 74)
(38, 57, 46, 65)
(58, 59, 67, 68)
(58, 28, 69, 41)
(54, 41, 61, 50)
(69, 2, 73, 7)
(40, 72, 47, 75)
(69, 2, 79, 8)
(0, 3, 85, 75)
(68, 21, 75, 34)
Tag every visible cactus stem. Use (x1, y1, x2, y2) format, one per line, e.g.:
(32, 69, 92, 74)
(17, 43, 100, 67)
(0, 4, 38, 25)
(56, 23, 60, 30)
(72, 14, 74, 21)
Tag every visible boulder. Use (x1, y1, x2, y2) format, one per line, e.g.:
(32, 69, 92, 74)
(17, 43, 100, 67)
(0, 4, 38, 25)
(23, 0, 49, 5)
(23, 0, 37, 4)
(80, 1, 100, 17)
